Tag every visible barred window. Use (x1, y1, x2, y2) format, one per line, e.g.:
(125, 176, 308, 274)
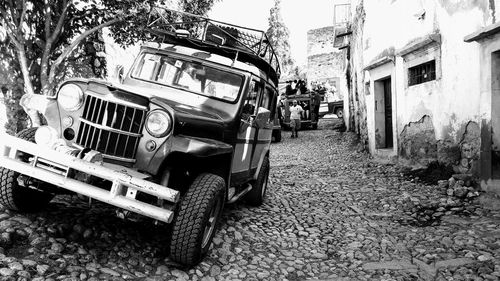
(408, 60, 436, 86)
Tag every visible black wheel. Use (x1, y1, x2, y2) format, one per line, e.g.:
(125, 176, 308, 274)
(170, 173, 225, 266)
(335, 108, 344, 118)
(0, 128, 54, 212)
(245, 156, 269, 206)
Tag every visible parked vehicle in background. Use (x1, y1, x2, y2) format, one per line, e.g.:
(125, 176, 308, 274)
(319, 100, 343, 118)
(0, 8, 280, 267)
(282, 91, 321, 130)
(314, 83, 344, 119)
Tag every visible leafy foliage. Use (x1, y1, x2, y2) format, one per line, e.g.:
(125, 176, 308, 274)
(267, 0, 294, 77)
(0, 0, 218, 133)
(0, 42, 28, 135)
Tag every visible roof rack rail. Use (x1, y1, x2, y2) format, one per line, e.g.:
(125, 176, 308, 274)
(144, 7, 281, 80)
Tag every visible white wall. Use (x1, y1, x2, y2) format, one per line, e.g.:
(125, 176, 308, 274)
(361, 0, 488, 151)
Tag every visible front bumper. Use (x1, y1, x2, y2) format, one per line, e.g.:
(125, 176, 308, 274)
(0, 134, 179, 223)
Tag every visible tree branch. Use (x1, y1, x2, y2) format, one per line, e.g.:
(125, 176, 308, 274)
(49, 0, 69, 43)
(6, 31, 22, 49)
(44, 0, 51, 40)
(40, 0, 69, 94)
(46, 17, 124, 94)
(18, 0, 27, 30)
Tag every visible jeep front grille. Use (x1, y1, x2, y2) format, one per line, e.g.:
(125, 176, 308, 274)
(76, 94, 146, 162)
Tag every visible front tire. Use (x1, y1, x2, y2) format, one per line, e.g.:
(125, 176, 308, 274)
(0, 128, 54, 212)
(169, 173, 225, 266)
(245, 156, 270, 206)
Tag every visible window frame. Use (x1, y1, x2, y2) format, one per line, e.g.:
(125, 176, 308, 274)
(130, 51, 245, 104)
(402, 42, 441, 88)
(408, 60, 436, 86)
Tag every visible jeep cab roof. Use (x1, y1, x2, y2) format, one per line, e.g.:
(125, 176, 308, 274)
(143, 7, 281, 84)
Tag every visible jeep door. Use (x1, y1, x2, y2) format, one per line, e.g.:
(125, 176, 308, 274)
(231, 78, 275, 184)
(250, 85, 275, 169)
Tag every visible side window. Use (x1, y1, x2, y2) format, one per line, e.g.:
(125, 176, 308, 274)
(242, 80, 261, 118)
(260, 87, 272, 110)
(260, 86, 276, 118)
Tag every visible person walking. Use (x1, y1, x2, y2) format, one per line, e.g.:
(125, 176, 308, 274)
(289, 100, 303, 138)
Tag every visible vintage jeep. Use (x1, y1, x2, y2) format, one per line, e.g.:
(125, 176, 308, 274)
(0, 8, 280, 266)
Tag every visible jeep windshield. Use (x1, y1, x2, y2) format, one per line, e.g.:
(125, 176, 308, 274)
(131, 52, 243, 102)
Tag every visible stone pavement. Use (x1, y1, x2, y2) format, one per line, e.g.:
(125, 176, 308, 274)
(0, 121, 499, 280)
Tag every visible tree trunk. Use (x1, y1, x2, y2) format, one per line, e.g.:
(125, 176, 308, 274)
(16, 47, 41, 127)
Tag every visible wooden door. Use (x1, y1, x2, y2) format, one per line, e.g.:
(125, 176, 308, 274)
(383, 78, 393, 148)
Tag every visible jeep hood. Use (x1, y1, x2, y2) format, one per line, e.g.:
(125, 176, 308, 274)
(151, 96, 226, 140)
(84, 80, 227, 140)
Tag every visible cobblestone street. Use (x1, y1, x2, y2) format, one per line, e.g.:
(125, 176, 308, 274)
(0, 122, 500, 280)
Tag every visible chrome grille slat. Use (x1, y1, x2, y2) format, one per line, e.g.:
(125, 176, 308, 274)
(78, 119, 142, 137)
(129, 109, 136, 132)
(76, 94, 146, 162)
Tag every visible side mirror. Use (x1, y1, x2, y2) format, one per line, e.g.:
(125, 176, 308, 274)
(254, 107, 271, 129)
(115, 65, 124, 83)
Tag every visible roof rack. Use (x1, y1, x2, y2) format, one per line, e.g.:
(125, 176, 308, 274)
(144, 7, 281, 81)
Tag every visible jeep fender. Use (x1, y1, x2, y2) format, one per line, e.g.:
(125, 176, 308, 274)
(146, 135, 233, 185)
(253, 145, 271, 181)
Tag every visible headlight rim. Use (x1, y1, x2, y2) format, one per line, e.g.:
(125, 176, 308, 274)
(58, 84, 84, 112)
(145, 109, 172, 138)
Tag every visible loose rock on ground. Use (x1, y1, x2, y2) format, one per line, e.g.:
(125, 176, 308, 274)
(0, 119, 499, 280)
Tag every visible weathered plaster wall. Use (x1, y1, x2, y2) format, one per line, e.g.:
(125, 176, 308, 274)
(348, 0, 489, 171)
(474, 31, 500, 193)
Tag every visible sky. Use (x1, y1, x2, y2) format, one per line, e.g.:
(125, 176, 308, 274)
(209, 0, 335, 66)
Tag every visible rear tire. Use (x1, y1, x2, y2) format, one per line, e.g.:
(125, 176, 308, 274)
(245, 156, 269, 206)
(0, 128, 54, 212)
(335, 108, 344, 119)
(169, 173, 225, 267)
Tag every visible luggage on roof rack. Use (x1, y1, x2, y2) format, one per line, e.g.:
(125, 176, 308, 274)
(144, 7, 281, 80)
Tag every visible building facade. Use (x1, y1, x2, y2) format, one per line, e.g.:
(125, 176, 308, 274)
(307, 26, 345, 97)
(338, 0, 500, 195)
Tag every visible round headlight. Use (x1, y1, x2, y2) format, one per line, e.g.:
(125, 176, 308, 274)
(58, 84, 83, 111)
(146, 110, 172, 137)
(35, 126, 59, 147)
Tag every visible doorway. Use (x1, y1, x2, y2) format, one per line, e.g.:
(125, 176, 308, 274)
(374, 77, 393, 149)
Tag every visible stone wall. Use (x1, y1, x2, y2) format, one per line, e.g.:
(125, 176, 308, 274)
(399, 115, 480, 174)
(307, 26, 336, 56)
(399, 115, 437, 164)
(307, 52, 345, 94)
(307, 26, 347, 99)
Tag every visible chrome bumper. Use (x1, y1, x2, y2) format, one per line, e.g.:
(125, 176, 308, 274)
(0, 134, 179, 223)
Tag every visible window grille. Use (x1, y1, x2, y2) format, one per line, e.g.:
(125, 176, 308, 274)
(408, 60, 436, 86)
